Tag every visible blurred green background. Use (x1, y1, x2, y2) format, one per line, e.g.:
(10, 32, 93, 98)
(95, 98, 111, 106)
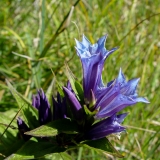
(0, 0, 159, 159)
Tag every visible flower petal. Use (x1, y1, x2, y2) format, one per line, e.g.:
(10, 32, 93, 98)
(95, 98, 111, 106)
(95, 94, 136, 119)
(95, 69, 149, 119)
(120, 78, 140, 96)
(86, 114, 127, 140)
(32, 94, 40, 110)
(134, 97, 150, 103)
(95, 82, 120, 111)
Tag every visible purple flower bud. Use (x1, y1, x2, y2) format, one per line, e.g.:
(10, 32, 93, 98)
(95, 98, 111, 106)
(66, 81, 73, 92)
(85, 113, 128, 140)
(63, 87, 84, 123)
(32, 94, 40, 110)
(52, 92, 67, 120)
(32, 89, 52, 125)
(17, 117, 31, 141)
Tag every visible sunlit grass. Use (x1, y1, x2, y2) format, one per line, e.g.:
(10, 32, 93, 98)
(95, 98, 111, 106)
(0, 0, 160, 159)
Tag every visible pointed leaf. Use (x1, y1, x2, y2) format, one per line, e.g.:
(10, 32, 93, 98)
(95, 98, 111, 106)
(75, 80, 84, 103)
(5, 138, 66, 160)
(25, 119, 79, 137)
(81, 138, 124, 158)
(44, 152, 72, 160)
(6, 80, 39, 129)
(0, 113, 17, 129)
(0, 113, 24, 157)
(64, 62, 79, 98)
(46, 78, 55, 104)
(83, 105, 96, 125)
(57, 83, 64, 98)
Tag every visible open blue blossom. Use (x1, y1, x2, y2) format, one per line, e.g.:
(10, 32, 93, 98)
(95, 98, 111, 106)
(32, 89, 52, 125)
(76, 35, 149, 120)
(95, 69, 149, 119)
(75, 35, 117, 103)
(86, 113, 127, 140)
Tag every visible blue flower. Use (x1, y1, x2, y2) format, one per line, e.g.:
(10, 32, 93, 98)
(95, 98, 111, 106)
(95, 69, 149, 119)
(75, 35, 149, 120)
(85, 113, 127, 140)
(17, 34, 150, 144)
(75, 35, 117, 103)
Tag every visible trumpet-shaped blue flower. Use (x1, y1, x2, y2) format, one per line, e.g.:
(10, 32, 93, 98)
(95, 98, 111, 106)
(75, 35, 117, 103)
(95, 69, 149, 119)
(76, 35, 149, 120)
(86, 113, 127, 140)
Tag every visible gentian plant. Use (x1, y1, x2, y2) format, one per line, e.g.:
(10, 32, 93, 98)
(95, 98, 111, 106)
(5, 35, 149, 159)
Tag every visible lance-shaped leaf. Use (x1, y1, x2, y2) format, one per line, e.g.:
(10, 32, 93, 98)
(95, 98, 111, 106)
(45, 152, 72, 160)
(25, 119, 79, 137)
(65, 62, 79, 99)
(0, 113, 24, 157)
(5, 138, 66, 160)
(6, 79, 39, 129)
(81, 137, 124, 158)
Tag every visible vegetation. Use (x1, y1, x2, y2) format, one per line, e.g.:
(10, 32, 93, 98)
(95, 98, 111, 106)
(0, 0, 159, 159)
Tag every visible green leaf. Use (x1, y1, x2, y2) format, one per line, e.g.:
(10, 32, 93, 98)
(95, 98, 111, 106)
(5, 138, 66, 160)
(65, 62, 78, 94)
(6, 80, 39, 129)
(0, 67, 19, 78)
(74, 80, 84, 103)
(0, 113, 17, 129)
(81, 138, 124, 158)
(57, 83, 64, 97)
(25, 119, 79, 137)
(46, 78, 55, 105)
(83, 105, 97, 118)
(0, 113, 24, 158)
(83, 105, 95, 125)
(44, 152, 72, 160)
(65, 62, 83, 102)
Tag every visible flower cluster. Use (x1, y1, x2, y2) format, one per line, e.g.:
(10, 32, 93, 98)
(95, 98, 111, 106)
(17, 35, 149, 144)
